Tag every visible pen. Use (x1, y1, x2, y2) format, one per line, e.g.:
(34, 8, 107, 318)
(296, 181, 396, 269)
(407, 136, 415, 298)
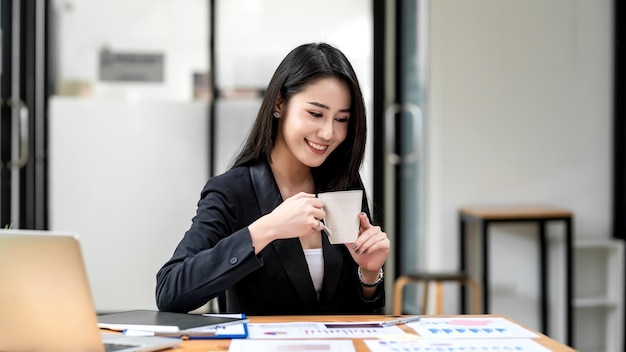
(380, 316, 422, 327)
(156, 331, 217, 338)
(211, 318, 250, 327)
(123, 330, 217, 338)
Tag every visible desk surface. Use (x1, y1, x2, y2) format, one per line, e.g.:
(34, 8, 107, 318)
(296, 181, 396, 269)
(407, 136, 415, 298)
(165, 314, 575, 352)
(459, 204, 572, 220)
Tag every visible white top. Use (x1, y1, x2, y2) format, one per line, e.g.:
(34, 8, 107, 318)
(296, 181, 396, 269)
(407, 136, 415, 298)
(303, 248, 324, 298)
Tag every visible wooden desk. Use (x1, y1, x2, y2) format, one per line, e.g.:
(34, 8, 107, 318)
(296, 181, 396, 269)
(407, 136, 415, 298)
(458, 204, 574, 345)
(164, 315, 575, 351)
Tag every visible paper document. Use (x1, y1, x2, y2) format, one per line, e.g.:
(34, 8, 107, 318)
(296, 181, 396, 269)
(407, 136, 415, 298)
(229, 339, 356, 352)
(365, 338, 550, 352)
(247, 321, 405, 339)
(124, 321, 248, 339)
(407, 317, 539, 339)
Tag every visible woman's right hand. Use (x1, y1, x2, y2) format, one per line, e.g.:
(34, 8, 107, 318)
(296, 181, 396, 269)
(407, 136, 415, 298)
(248, 192, 326, 253)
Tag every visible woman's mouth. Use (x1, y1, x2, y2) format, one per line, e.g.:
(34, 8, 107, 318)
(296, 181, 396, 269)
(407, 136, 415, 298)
(306, 139, 328, 153)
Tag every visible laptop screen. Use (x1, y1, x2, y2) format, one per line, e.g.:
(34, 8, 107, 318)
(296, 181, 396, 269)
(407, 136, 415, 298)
(0, 230, 105, 351)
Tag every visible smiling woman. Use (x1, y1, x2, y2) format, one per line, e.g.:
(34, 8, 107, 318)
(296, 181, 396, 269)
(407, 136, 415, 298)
(155, 43, 390, 316)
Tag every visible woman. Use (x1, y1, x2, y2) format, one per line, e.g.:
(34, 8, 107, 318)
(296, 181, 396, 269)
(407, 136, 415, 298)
(156, 43, 390, 315)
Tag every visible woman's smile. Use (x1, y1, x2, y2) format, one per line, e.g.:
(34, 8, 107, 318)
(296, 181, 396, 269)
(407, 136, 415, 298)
(306, 138, 329, 154)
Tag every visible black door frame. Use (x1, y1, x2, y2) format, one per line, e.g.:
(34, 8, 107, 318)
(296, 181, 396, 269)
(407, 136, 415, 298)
(0, 0, 49, 230)
(613, 1, 626, 350)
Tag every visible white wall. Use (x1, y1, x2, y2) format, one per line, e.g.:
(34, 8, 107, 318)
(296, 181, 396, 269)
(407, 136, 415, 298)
(426, 0, 612, 341)
(215, 0, 372, 92)
(52, 0, 210, 101)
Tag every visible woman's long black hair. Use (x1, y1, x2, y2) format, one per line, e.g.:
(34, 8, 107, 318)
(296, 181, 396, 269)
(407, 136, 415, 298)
(231, 43, 367, 191)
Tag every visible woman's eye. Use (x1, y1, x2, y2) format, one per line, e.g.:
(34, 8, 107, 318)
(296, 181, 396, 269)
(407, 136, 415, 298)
(309, 111, 323, 118)
(335, 116, 349, 123)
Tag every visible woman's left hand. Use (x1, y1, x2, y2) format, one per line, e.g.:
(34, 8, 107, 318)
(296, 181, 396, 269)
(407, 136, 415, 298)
(346, 213, 390, 272)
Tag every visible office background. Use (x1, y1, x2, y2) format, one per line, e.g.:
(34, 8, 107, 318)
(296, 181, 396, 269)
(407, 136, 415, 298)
(0, 0, 622, 351)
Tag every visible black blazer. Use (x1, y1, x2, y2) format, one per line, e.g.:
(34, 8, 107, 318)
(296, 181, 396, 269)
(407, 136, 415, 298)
(155, 160, 384, 314)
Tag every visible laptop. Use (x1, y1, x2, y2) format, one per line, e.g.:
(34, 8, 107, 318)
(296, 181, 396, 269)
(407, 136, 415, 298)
(0, 229, 180, 352)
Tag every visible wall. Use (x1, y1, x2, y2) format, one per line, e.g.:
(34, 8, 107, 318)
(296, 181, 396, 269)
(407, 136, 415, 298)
(425, 0, 612, 342)
(53, 0, 210, 101)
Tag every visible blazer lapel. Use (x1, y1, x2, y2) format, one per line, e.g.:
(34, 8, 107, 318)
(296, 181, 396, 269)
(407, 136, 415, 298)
(249, 161, 319, 307)
(249, 161, 282, 215)
(319, 232, 345, 304)
(271, 239, 319, 307)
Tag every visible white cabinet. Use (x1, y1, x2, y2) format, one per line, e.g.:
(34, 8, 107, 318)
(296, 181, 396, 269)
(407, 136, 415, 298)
(573, 239, 624, 352)
(49, 98, 210, 312)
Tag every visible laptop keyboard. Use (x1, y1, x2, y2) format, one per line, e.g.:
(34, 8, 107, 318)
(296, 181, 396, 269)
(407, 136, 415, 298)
(104, 342, 140, 352)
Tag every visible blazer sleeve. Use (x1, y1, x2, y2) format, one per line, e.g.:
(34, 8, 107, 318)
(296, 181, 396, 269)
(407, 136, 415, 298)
(155, 169, 263, 313)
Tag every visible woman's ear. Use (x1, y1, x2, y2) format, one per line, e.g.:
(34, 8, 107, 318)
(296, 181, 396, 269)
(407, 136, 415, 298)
(274, 95, 283, 116)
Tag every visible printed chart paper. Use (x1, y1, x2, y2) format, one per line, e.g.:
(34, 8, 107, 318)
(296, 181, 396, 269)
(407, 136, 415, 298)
(407, 317, 539, 339)
(247, 322, 405, 339)
(365, 338, 550, 352)
(229, 339, 356, 352)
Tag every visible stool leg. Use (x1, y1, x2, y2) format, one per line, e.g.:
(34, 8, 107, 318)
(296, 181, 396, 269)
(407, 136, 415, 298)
(393, 277, 411, 315)
(467, 278, 481, 314)
(421, 281, 429, 315)
(435, 281, 444, 315)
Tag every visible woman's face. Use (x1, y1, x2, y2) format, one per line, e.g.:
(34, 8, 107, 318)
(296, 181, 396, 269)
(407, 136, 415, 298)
(274, 77, 351, 168)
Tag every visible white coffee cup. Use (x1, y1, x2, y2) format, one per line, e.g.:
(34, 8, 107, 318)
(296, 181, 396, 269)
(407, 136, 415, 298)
(317, 190, 363, 244)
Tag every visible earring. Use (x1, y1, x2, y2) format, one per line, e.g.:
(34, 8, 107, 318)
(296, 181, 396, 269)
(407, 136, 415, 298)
(273, 112, 280, 118)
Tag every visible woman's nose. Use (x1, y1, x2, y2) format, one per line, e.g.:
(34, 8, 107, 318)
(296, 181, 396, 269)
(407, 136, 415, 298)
(317, 119, 333, 140)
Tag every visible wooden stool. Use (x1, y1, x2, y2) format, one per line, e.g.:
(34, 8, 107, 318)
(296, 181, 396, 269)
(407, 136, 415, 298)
(393, 272, 481, 315)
